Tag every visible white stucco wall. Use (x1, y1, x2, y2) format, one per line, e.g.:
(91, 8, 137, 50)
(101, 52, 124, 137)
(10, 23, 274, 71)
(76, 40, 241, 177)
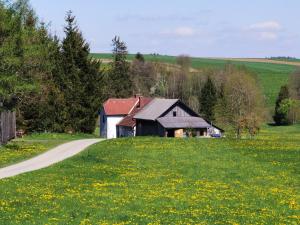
(107, 116, 124, 139)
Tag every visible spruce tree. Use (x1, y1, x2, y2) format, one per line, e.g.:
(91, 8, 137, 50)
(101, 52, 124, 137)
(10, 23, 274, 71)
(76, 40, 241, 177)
(199, 77, 217, 121)
(19, 26, 67, 132)
(273, 85, 290, 125)
(109, 36, 132, 97)
(0, 0, 35, 111)
(61, 11, 102, 133)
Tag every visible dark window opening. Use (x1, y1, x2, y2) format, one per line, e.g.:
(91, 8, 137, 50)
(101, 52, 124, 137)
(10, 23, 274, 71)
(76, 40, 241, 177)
(167, 129, 175, 137)
(173, 111, 177, 117)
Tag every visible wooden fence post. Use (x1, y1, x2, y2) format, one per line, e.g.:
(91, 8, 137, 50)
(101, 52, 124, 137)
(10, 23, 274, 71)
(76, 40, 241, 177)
(0, 111, 16, 144)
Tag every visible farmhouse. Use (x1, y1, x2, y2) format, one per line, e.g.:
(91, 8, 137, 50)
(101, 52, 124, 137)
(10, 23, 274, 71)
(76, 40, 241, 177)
(100, 96, 152, 139)
(100, 97, 223, 139)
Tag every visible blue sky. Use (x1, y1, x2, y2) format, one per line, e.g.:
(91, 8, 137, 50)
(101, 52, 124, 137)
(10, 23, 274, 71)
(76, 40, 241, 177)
(30, 0, 300, 58)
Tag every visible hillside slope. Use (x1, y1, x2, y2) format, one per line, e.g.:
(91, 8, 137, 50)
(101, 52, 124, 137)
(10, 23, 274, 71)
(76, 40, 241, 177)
(91, 53, 297, 108)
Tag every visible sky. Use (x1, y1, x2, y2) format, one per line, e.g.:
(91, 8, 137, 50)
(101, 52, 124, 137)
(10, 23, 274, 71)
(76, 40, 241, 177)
(29, 0, 300, 58)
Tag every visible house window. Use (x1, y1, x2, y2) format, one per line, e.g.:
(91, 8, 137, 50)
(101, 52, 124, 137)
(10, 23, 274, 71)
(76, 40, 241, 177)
(173, 111, 177, 117)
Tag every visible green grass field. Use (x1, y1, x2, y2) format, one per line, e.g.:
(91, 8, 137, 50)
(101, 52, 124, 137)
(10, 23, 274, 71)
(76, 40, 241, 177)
(91, 53, 297, 108)
(0, 125, 299, 224)
(0, 133, 98, 168)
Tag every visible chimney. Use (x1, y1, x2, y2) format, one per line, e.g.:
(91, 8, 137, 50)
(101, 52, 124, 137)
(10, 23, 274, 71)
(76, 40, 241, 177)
(134, 93, 142, 98)
(134, 94, 142, 108)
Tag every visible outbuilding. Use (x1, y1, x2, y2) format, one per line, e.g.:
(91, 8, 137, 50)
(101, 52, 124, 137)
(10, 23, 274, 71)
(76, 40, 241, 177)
(134, 98, 223, 137)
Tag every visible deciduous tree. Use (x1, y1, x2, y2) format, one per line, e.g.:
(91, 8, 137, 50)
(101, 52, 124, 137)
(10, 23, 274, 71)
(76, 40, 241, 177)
(215, 67, 265, 138)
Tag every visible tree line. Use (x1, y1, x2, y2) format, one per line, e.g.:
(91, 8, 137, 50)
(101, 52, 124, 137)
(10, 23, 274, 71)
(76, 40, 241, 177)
(0, 0, 102, 133)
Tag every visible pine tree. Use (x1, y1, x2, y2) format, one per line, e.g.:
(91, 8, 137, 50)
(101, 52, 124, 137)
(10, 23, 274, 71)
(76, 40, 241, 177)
(109, 36, 132, 97)
(199, 77, 217, 121)
(18, 27, 67, 132)
(273, 85, 290, 125)
(61, 11, 102, 133)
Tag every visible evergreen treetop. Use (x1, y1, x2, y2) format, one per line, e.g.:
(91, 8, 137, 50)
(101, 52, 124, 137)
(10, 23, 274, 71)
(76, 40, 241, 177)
(199, 76, 217, 121)
(108, 36, 132, 98)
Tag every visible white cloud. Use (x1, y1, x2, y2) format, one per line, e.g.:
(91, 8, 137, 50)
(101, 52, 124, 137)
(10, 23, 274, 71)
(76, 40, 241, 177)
(174, 27, 196, 37)
(259, 31, 278, 41)
(249, 21, 282, 31)
(246, 21, 282, 41)
(161, 27, 197, 37)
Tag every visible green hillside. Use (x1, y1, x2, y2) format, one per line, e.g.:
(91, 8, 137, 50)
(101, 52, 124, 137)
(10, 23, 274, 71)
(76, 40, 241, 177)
(91, 53, 297, 108)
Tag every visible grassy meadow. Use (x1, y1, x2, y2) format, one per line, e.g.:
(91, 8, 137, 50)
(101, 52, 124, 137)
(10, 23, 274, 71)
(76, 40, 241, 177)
(91, 53, 297, 108)
(0, 125, 299, 224)
(0, 133, 98, 168)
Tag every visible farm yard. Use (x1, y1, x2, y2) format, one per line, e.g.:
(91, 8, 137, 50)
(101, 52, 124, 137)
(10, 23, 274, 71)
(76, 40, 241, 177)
(0, 125, 299, 224)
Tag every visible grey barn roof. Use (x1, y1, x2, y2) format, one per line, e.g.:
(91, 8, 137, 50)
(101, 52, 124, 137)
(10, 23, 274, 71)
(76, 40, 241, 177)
(157, 117, 211, 129)
(134, 98, 179, 121)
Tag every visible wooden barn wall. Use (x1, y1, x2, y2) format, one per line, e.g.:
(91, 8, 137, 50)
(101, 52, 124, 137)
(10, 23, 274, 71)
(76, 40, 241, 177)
(136, 120, 165, 137)
(117, 126, 134, 137)
(163, 105, 192, 117)
(162, 102, 198, 118)
(0, 111, 16, 144)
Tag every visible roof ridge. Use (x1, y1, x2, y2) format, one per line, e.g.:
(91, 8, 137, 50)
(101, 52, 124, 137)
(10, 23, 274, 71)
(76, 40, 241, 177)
(128, 98, 140, 114)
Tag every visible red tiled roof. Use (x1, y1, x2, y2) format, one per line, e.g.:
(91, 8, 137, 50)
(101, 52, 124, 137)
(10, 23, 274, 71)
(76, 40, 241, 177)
(103, 98, 138, 116)
(103, 97, 153, 117)
(117, 97, 152, 127)
(117, 114, 136, 127)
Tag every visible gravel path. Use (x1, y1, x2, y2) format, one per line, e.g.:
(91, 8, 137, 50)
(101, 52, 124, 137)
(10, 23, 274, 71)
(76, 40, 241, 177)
(0, 139, 103, 179)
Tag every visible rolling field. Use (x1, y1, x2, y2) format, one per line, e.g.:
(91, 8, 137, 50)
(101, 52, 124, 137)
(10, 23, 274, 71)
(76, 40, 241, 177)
(91, 53, 297, 108)
(0, 125, 299, 224)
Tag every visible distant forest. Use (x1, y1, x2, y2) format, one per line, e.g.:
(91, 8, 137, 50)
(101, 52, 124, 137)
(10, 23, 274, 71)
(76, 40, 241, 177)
(0, 0, 299, 137)
(267, 56, 300, 61)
